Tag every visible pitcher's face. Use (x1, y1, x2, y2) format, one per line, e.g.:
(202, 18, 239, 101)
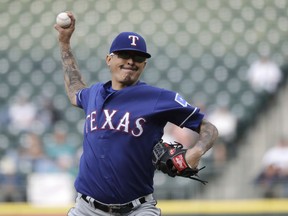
(106, 51, 147, 90)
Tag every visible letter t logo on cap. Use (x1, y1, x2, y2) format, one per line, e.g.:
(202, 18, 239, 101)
(128, 35, 139, 46)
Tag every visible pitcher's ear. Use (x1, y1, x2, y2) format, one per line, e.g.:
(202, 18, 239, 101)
(106, 54, 112, 66)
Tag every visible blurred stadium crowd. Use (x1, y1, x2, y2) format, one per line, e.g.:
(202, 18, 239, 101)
(1, 0, 288, 203)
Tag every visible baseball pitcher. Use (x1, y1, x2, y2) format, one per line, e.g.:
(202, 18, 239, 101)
(54, 12, 218, 216)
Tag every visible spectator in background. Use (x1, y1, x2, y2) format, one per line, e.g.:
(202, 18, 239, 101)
(255, 137, 288, 198)
(0, 132, 59, 202)
(18, 132, 58, 174)
(211, 138, 227, 168)
(8, 94, 37, 133)
(247, 56, 282, 94)
(206, 105, 238, 144)
(0, 149, 26, 202)
(36, 96, 61, 131)
(43, 127, 78, 176)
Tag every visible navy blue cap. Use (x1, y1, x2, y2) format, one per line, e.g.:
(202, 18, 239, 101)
(109, 32, 151, 58)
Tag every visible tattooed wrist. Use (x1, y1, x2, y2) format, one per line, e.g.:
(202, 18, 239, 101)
(196, 120, 218, 154)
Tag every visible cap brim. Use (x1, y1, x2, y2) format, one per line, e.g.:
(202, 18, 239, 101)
(112, 48, 151, 58)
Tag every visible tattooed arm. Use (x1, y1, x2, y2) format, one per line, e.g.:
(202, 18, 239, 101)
(54, 12, 86, 106)
(61, 45, 86, 106)
(185, 119, 218, 168)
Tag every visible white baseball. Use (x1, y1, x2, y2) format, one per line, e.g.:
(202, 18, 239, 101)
(56, 12, 71, 28)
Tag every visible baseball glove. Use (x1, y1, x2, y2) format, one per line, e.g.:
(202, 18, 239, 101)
(152, 139, 207, 184)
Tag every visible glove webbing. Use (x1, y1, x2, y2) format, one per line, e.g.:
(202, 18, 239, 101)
(187, 166, 208, 185)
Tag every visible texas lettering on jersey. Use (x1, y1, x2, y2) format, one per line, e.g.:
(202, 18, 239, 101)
(85, 109, 146, 137)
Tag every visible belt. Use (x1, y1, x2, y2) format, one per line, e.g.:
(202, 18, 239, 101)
(80, 194, 151, 214)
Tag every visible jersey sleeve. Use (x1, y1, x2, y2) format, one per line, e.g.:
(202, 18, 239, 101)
(76, 87, 90, 110)
(154, 90, 204, 131)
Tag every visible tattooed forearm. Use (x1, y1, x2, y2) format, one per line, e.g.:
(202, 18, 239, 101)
(61, 46, 86, 105)
(196, 119, 218, 155)
(184, 119, 218, 168)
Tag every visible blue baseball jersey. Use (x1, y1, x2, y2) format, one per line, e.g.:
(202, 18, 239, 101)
(75, 81, 204, 204)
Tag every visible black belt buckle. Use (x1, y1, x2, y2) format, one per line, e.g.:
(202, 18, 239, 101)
(110, 204, 133, 214)
(109, 205, 120, 213)
(81, 195, 133, 214)
(109, 205, 125, 214)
